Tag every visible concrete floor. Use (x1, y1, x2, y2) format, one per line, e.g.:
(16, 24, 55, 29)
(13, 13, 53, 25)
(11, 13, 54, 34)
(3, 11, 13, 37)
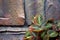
(0, 34, 24, 40)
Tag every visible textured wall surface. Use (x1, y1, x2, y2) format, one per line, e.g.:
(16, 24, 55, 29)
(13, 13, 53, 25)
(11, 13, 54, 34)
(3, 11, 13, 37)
(0, 0, 60, 25)
(25, 0, 44, 25)
(0, 0, 25, 25)
(45, 0, 60, 21)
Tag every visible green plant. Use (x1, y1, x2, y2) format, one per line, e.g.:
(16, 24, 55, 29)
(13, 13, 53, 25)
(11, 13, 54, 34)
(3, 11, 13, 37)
(24, 14, 60, 40)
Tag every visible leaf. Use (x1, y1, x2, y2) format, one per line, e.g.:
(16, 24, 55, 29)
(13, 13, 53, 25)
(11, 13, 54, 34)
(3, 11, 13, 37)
(26, 36, 32, 39)
(47, 30, 58, 37)
(57, 22, 60, 28)
(33, 26, 43, 31)
(43, 35, 49, 40)
(41, 32, 46, 38)
(45, 23, 52, 29)
(37, 15, 43, 26)
(25, 31, 31, 37)
(32, 32, 37, 37)
(33, 26, 39, 30)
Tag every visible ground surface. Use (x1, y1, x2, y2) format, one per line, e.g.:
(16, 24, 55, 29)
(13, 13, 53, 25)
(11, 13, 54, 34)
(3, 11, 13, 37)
(0, 34, 24, 40)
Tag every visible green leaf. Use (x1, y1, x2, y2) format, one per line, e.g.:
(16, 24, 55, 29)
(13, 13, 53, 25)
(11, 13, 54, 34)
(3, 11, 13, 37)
(41, 32, 46, 38)
(26, 36, 32, 39)
(37, 15, 41, 24)
(47, 30, 58, 37)
(57, 22, 60, 28)
(43, 35, 49, 40)
(45, 23, 52, 29)
(32, 32, 37, 37)
(32, 26, 39, 30)
(33, 26, 43, 30)
(37, 15, 43, 26)
(25, 31, 31, 37)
